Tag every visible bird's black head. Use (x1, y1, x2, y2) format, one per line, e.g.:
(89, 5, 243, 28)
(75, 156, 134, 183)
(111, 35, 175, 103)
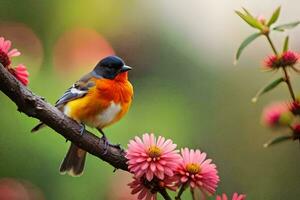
(92, 56, 132, 79)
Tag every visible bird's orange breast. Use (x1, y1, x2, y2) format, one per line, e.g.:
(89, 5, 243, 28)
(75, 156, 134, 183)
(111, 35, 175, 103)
(65, 73, 133, 128)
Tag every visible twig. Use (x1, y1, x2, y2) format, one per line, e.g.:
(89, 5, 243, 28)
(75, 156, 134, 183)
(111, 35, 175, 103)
(265, 34, 296, 101)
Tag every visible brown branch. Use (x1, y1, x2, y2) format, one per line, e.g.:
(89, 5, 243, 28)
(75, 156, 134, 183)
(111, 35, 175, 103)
(0, 63, 172, 200)
(0, 63, 128, 171)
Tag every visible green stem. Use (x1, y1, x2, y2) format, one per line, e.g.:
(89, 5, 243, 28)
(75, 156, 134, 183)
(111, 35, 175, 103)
(265, 34, 296, 101)
(190, 188, 197, 200)
(158, 188, 172, 200)
(283, 67, 296, 101)
(175, 183, 188, 200)
(265, 34, 278, 55)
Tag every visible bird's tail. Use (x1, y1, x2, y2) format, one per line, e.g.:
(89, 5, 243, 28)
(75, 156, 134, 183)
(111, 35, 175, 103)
(59, 143, 87, 176)
(31, 122, 46, 132)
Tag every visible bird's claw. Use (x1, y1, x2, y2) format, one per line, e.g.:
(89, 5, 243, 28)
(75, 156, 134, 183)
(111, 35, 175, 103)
(79, 123, 85, 136)
(110, 143, 122, 149)
(99, 136, 122, 154)
(100, 135, 109, 155)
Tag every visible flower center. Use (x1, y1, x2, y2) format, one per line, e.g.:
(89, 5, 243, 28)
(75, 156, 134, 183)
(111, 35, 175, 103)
(186, 163, 201, 174)
(0, 50, 11, 68)
(148, 146, 162, 158)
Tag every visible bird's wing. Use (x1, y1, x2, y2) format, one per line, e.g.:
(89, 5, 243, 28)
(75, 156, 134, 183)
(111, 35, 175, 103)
(55, 72, 96, 108)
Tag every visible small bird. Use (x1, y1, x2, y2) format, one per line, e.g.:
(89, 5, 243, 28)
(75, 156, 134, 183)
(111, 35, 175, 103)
(31, 55, 133, 176)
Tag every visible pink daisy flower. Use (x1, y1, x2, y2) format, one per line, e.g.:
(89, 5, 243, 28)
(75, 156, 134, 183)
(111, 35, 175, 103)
(175, 148, 219, 195)
(128, 176, 177, 200)
(128, 177, 157, 200)
(126, 133, 181, 181)
(216, 193, 246, 200)
(9, 64, 29, 86)
(0, 36, 29, 86)
(261, 102, 293, 127)
(0, 37, 21, 68)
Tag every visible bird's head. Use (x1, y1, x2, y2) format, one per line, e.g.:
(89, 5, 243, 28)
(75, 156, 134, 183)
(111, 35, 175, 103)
(92, 56, 132, 80)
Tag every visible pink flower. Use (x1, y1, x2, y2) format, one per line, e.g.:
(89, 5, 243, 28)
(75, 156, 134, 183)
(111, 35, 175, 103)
(292, 124, 300, 138)
(10, 64, 29, 86)
(175, 148, 219, 195)
(261, 102, 293, 127)
(0, 37, 21, 68)
(128, 177, 157, 200)
(128, 176, 177, 200)
(264, 54, 278, 69)
(290, 101, 300, 115)
(126, 133, 181, 181)
(281, 51, 299, 66)
(0, 36, 29, 86)
(264, 51, 299, 70)
(257, 15, 266, 25)
(216, 193, 246, 200)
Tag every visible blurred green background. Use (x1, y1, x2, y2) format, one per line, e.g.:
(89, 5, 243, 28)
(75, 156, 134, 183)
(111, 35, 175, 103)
(1, 0, 300, 199)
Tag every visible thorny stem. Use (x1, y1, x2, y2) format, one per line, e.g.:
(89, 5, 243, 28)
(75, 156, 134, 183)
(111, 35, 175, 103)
(265, 34, 296, 101)
(175, 183, 188, 200)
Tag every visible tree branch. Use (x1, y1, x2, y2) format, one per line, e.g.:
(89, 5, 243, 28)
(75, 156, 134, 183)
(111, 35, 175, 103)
(0, 63, 128, 171)
(0, 63, 172, 200)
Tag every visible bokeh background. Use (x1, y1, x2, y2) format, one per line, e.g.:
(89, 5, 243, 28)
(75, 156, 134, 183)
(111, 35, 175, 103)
(1, 0, 300, 199)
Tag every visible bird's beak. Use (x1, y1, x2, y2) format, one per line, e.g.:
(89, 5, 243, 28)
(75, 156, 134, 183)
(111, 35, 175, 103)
(120, 65, 132, 72)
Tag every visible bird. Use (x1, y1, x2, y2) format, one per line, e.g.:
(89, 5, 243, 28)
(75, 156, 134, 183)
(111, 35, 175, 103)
(31, 55, 134, 176)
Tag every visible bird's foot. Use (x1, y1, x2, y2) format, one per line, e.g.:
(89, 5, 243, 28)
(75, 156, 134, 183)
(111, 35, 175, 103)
(110, 143, 122, 149)
(100, 136, 122, 154)
(79, 123, 85, 136)
(100, 135, 109, 154)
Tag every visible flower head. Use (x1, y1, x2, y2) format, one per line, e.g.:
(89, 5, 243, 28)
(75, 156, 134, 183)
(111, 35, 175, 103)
(0, 36, 29, 86)
(264, 51, 299, 70)
(0, 37, 21, 68)
(10, 64, 29, 86)
(216, 193, 246, 200)
(290, 101, 300, 115)
(282, 51, 299, 66)
(261, 102, 294, 127)
(128, 176, 175, 200)
(175, 148, 219, 195)
(128, 177, 157, 200)
(257, 15, 266, 25)
(126, 133, 181, 181)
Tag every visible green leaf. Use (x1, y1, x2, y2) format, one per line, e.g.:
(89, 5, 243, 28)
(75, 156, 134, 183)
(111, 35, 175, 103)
(267, 6, 281, 26)
(235, 10, 264, 30)
(252, 77, 285, 103)
(273, 21, 300, 31)
(283, 36, 289, 52)
(242, 7, 253, 17)
(234, 32, 262, 64)
(263, 135, 293, 148)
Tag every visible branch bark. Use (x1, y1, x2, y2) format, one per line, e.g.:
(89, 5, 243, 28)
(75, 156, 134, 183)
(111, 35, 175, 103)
(0, 63, 128, 171)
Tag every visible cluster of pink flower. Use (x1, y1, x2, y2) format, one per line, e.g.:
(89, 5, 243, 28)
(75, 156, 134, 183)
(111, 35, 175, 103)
(126, 133, 245, 200)
(236, 6, 300, 147)
(262, 100, 300, 139)
(0, 37, 29, 86)
(264, 50, 299, 71)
